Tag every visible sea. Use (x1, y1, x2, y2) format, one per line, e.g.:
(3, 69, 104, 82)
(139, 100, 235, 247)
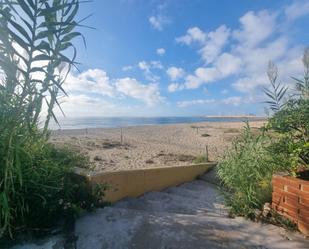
(48, 116, 265, 130)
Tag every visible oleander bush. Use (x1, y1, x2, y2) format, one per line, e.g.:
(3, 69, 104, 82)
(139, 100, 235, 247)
(0, 0, 103, 239)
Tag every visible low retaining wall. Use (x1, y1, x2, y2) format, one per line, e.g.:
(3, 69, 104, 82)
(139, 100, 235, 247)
(88, 163, 216, 203)
(272, 174, 309, 236)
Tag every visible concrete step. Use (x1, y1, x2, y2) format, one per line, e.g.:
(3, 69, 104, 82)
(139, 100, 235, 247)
(179, 179, 217, 192)
(75, 207, 308, 249)
(168, 181, 223, 203)
(113, 190, 219, 216)
(164, 185, 228, 216)
(198, 168, 221, 185)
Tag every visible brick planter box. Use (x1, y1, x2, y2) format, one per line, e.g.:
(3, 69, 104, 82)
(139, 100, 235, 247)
(272, 174, 309, 236)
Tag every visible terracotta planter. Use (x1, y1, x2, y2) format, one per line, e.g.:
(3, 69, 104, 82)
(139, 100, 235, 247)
(272, 174, 309, 236)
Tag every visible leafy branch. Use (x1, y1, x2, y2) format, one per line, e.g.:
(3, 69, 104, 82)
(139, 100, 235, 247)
(263, 61, 288, 112)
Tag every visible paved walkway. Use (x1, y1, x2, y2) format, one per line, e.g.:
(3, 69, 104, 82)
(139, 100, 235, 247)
(13, 170, 308, 249)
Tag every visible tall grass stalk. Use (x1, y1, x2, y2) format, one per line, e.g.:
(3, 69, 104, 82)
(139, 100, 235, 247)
(0, 0, 88, 237)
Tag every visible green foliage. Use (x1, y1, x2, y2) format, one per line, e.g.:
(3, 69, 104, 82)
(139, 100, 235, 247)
(0, 0, 102, 239)
(267, 99, 309, 172)
(217, 123, 291, 217)
(265, 47, 309, 171)
(294, 47, 309, 99)
(0, 133, 105, 239)
(0, 0, 84, 132)
(263, 61, 288, 112)
(193, 154, 209, 164)
(217, 47, 309, 218)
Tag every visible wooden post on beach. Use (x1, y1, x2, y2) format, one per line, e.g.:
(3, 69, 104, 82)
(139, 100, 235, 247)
(120, 127, 123, 144)
(205, 145, 209, 161)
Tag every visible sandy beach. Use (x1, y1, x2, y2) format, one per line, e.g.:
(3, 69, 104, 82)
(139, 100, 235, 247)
(50, 120, 265, 173)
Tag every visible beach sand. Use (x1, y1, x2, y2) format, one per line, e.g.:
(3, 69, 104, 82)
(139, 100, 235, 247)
(50, 121, 265, 173)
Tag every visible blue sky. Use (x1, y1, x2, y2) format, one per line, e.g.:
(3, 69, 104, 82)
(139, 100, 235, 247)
(59, 0, 309, 117)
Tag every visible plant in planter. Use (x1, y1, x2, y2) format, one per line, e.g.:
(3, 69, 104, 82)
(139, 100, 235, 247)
(264, 47, 309, 235)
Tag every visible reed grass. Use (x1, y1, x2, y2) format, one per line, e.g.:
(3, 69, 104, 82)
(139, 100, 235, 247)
(0, 0, 101, 239)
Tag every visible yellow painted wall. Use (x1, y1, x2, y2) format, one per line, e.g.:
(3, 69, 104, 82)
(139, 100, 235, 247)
(87, 163, 216, 203)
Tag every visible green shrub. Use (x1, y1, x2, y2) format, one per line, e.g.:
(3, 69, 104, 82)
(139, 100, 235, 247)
(217, 123, 291, 217)
(0, 0, 104, 239)
(264, 48, 309, 172)
(0, 133, 105, 239)
(267, 99, 309, 172)
(218, 47, 309, 218)
(193, 154, 209, 164)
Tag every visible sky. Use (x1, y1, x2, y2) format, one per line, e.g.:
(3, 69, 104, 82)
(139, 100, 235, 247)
(58, 0, 309, 117)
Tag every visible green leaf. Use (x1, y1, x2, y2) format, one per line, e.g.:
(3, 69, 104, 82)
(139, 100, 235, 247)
(33, 54, 50, 61)
(7, 18, 32, 43)
(61, 32, 81, 43)
(16, 0, 34, 21)
(36, 30, 53, 40)
(8, 29, 30, 52)
(36, 40, 52, 53)
(59, 42, 73, 51)
(39, 2, 78, 16)
(65, 0, 79, 24)
(25, 0, 35, 10)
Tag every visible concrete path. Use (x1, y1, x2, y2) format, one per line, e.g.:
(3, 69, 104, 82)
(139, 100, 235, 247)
(12, 170, 308, 249)
(75, 175, 308, 249)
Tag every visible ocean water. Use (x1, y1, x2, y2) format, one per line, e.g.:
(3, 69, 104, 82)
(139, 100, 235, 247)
(49, 116, 264, 130)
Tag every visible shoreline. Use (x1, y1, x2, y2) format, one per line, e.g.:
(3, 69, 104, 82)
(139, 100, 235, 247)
(49, 116, 267, 131)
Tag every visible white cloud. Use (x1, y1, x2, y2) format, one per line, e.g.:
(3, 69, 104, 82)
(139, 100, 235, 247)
(176, 27, 206, 45)
(52, 94, 147, 118)
(178, 68, 219, 90)
(166, 67, 185, 81)
(174, 5, 306, 96)
(177, 99, 215, 108)
(138, 61, 163, 71)
(176, 25, 229, 64)
(115, 77, 163, 106)
(232, 10, 276, 48)
(177, 95, 261, 108)
(231, 37, 300, 93)
(221, 96, 243, 106)
(56, 94, 118, 117)
(200, 25, 230, 64)
(167, 83, 184, 92)
(221, 95, 263, 106)
(149, 15, 170, 31)
(65, 69, 115, 97)
(156, 48, 166, 56)
(122, 65, 134, 71)
(285, 1, 309, 21)
(214, 53, 242, 75)
(138, 60, 163, 81)
(63, 69, 164, 106)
